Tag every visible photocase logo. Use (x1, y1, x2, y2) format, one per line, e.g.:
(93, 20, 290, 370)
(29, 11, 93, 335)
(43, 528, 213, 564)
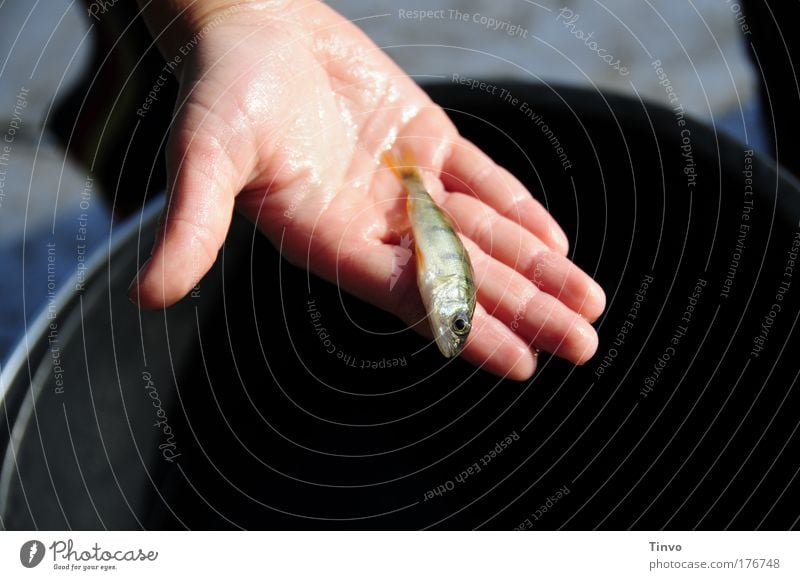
(19, 540, 45, 568)
(390, 234, 413, 290)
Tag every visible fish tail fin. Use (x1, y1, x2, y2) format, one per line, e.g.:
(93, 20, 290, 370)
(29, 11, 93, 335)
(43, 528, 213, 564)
(383, 148, 426, 216)
(382, 148, 422, 181)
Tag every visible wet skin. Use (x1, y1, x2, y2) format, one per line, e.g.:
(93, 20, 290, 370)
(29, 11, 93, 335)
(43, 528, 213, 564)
(130, 0, 607, 380)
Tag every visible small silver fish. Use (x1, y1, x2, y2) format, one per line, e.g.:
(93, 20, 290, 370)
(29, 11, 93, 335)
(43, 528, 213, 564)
(384, 150, 477, 358)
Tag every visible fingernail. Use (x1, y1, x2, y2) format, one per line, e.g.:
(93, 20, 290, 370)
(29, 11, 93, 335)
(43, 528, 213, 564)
(573, 318, 599, 364)
(127, 277, 139, 305)
(586, 282, 606, 320)
(127, 258, 151, 304)
(551, 225, 569, 254)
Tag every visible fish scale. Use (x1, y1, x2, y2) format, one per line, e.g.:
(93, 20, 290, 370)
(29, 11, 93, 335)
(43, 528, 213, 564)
(384, 150, 477, 358)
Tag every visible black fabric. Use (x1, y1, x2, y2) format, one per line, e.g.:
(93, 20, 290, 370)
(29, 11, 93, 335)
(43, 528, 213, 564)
(743, 0, 800, 178)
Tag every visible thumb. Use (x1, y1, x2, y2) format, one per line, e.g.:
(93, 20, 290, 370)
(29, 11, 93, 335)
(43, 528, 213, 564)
(128, 105, 244, 309)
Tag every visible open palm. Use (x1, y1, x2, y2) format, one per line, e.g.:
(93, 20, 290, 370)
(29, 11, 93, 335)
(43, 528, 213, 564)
(131, 1, 605, 380)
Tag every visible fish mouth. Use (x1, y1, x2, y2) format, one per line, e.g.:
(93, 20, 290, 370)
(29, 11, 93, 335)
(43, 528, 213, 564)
(429, 305, 473, 358)
(433, 332, 465, 358)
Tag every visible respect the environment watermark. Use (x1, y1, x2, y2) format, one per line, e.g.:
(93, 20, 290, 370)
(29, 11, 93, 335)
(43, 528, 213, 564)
(137, 4, 246, 118)
(451, 74, 573, 171)
(720, 150, 754, 300)
(45, 240, 65, 396)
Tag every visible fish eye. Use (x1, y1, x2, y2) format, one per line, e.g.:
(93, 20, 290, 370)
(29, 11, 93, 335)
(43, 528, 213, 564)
(451, 313, 470, 336)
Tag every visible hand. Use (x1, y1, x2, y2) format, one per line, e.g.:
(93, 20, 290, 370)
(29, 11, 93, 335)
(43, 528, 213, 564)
(130, 0, 606, 380)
